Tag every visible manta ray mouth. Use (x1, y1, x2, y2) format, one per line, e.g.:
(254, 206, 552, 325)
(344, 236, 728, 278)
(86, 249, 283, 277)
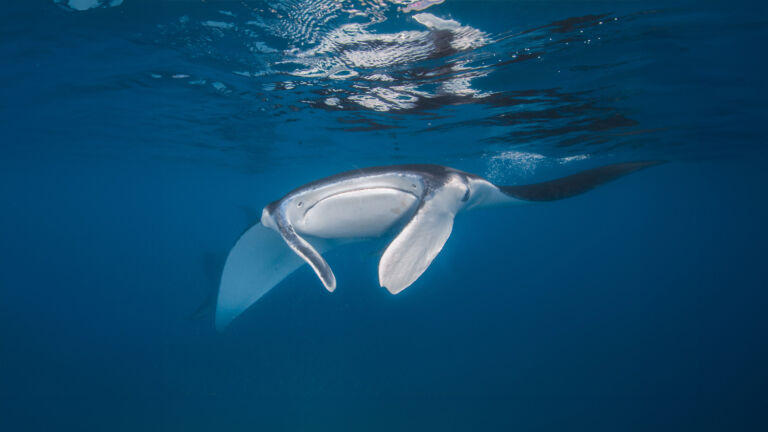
(300, 186, 419, 216)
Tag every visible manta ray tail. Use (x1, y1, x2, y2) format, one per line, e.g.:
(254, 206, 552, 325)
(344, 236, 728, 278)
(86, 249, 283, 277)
(499, 160, 664, 201)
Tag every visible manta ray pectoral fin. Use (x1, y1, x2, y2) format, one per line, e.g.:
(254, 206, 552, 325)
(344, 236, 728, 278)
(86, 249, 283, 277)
(216, 223, 315, 330)
(275, 216, 337, 293)
(378, 179, 467, 294)
(500, 160, 664, 201)
(216, 221, 355, 330)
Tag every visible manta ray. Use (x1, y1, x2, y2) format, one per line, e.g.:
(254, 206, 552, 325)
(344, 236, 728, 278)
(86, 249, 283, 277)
(216, 161, 661, 330)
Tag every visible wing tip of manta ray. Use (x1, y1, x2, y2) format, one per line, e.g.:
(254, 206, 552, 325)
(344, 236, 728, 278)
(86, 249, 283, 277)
(214, 275, 244, 332)
(378, 269, 414, 295)
(381, 282, 407, 295)
(214, 222, 310, 332)
(500, 159, 666, 202)
(215, 310, 235, 332)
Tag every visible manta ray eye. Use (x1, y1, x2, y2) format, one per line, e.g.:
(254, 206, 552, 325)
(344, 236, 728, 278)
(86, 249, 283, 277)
(297, 201, 303, 207)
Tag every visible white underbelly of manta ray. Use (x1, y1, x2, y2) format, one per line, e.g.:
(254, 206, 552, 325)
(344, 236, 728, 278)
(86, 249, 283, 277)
(216, 161, 661, 330)
(295, 187, 420, 238)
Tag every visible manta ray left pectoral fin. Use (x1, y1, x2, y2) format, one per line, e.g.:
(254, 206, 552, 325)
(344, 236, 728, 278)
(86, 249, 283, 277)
(378, 181, 467, 294)
(216, 223, 316, 331)
(216, 220, 350, 330)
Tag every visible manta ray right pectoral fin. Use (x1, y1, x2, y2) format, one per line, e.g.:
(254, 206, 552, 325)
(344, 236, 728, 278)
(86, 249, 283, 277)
(378, 181, 466, 294)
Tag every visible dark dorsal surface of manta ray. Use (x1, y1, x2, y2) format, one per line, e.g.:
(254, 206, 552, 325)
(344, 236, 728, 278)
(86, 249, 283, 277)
(216, 161, 661, 330)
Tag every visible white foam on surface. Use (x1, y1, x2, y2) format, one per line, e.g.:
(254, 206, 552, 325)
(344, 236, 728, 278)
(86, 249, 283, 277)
(403, 0, 445, 14)
(252, 42, 278, 54)
(278, 11, 489, 111)
(202, 21, 235, 30)
(412, 13, 460, 31)
(348, 94, 392, 112)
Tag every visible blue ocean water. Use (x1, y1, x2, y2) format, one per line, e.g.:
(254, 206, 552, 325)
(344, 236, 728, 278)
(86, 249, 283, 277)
(1, 0, 767, 430)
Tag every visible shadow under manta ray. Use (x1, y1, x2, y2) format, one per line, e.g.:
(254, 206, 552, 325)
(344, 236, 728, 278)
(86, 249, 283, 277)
(216, 161, 662, 330)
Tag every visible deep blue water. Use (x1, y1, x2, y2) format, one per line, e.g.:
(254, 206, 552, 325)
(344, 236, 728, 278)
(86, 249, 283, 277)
(1, 0, 767, 430)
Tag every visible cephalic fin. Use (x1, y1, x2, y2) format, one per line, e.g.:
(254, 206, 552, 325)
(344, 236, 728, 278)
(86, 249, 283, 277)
(274, 213, 336, 292)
